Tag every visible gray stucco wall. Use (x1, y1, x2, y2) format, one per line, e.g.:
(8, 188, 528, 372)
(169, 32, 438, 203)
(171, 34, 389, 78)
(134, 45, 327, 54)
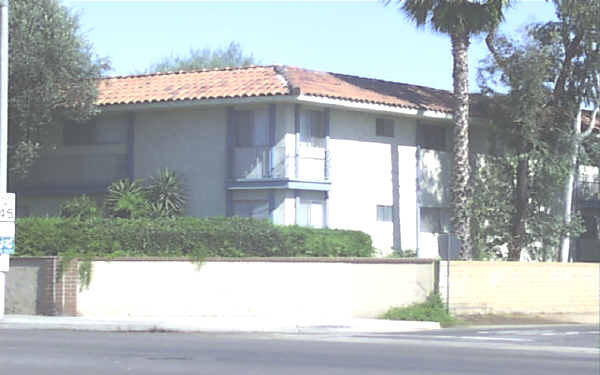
(133, 107, 227, 217)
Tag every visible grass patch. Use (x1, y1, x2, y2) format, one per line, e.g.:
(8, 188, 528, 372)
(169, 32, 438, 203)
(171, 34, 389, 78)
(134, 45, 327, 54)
(381, 293, 457, 327)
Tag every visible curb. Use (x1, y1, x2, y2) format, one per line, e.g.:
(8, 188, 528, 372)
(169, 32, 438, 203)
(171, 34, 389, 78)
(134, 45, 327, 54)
(0, 315, 441, 334)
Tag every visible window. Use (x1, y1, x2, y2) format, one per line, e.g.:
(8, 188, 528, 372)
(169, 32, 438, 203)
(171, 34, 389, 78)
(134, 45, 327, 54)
(300, 110, 325, 148)
(418, 123, 447, 151)
(298, 199, 324, 228)
(420, 207, 451, 233)
(233, 200, 269, 220)
(376, 205, 393, 222)
(233, 109, 268, 147)
(63, 121, 96, 146)
(376, 118, 394, 138)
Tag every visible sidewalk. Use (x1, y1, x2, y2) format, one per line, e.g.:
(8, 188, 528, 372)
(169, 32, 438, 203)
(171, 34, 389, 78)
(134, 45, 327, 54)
(0, 314, 440, 334)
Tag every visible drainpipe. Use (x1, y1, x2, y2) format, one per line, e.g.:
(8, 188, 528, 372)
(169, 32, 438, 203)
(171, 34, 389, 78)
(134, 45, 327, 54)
(294, 104, 300, 179)
(416, 146, 422, 257)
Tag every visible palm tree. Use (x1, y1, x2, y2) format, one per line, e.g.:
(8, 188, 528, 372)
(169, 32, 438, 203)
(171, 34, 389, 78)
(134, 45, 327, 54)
(390, 0, 511, 259)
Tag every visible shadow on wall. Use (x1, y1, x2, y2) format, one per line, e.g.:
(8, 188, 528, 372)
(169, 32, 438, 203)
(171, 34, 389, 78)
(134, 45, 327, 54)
(419, 149, 451, 207)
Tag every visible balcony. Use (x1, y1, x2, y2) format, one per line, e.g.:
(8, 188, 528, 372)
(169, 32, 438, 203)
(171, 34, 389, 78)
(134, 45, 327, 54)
(230, 146, 330, 191)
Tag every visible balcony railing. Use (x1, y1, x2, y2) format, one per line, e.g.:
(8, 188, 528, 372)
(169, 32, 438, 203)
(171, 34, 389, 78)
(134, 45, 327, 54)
(232, 146, 328, 181)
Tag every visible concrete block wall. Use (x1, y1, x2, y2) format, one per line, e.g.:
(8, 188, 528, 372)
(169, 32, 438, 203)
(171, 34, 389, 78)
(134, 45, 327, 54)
(439, 261, 600, 321)
(5, 257, 78, 316)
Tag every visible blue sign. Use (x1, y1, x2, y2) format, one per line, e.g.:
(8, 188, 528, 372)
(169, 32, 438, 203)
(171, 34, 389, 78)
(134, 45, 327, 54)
(0, 236, 14, 254)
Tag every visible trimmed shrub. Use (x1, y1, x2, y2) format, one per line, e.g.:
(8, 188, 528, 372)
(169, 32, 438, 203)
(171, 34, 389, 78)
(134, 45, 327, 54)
(15, 216, 374, 258)
(59, 195, 99, 220)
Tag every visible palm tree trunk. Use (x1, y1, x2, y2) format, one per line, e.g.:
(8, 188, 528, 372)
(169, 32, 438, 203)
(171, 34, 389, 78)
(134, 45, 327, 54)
(450, 32, 472, 260)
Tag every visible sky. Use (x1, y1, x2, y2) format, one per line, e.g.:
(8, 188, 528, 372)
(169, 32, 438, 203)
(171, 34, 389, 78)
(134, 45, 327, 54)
(63, 0, 557, 92)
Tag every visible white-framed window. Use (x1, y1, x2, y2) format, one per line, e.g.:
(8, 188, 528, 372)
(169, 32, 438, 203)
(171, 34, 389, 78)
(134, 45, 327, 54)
(298, 198, 324, 228)
(300, 110, 325, 148)
(233, 109, 269, 147)
(376, 205, 393, 222)
(376, 118, 394, 138)
(232, 200, 269, 220)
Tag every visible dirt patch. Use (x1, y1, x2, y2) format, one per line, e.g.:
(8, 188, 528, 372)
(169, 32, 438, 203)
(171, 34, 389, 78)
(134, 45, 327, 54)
(455, 313, 578, 326)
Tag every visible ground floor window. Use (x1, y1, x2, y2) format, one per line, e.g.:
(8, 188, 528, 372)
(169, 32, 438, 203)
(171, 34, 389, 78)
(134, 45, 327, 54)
(232, 200, 269, 220)
(297, 196, 324, 228)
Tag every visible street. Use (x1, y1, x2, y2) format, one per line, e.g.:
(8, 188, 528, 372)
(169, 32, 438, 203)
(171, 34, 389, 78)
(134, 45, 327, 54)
(0, 325, 598, 374)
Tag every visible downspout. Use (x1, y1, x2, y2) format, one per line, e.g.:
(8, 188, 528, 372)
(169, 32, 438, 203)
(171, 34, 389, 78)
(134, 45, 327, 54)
(127, 112, 135, 180)
(294, 104, 300, 179)
(225, 106, 234, 217)
(416, 146, 422, 257)
(391, 142, 401, 252)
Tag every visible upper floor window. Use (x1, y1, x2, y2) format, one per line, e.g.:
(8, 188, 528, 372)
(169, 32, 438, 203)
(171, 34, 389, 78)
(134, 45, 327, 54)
(63, 120, 96, 146)
(233, 109, 268, 147)
(418, 123, 447, 151)
(300, 110, 325, 148)
(376, 118, 394, 138)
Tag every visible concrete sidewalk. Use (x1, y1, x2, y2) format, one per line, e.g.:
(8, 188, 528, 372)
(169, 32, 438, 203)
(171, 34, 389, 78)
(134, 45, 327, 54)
(0, 314, 440, 334)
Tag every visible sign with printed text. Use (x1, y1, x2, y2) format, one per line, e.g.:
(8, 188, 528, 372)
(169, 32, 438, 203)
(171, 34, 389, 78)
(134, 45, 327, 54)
(0, 193, 15, 222)
(0, 193, 15, 254)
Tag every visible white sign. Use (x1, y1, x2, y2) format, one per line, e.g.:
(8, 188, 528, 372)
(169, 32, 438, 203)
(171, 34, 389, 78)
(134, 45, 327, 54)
(0, 192, 14, 222)
(0, 193, 15, 254)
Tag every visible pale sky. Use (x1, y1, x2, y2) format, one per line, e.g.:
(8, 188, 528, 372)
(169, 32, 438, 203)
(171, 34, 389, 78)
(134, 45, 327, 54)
(63, 0, 557, 92)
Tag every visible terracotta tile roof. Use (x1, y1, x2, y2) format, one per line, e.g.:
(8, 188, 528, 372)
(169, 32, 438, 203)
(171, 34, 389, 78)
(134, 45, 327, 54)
(97, 65, 457, 113)
(279, 66, 455, 113)
(97, 66, 289, 106)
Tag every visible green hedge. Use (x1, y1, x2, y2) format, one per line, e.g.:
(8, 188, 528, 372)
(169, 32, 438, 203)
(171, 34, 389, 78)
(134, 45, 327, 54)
(15, 216, 374, 258)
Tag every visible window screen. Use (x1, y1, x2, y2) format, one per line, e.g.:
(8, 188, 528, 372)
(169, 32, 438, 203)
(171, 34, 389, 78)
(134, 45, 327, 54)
(233, 109, 268, 147)
(63, 121, 96, 146)
(418, 123, 447, 151)
(376, 119, 394, 137)
(300, 110, 325, 148)
(232, 200, 269, 220)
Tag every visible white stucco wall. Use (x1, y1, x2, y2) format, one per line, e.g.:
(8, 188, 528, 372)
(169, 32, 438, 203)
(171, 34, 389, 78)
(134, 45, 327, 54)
(77, 260, 435, 319)
(133, 107, 227, 217)
(327, 109, 418, 254)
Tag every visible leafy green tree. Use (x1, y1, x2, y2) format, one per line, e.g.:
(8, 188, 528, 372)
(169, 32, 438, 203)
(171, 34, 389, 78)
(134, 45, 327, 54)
(476, 0, 599, 261)
(532, 0, 600, 262)
(8, 0, 109, 183)
(389, 0, 511, 259)
(142, 42, 256, 73)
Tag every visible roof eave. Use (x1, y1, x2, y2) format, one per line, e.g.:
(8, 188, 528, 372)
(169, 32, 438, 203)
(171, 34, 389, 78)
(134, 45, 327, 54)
(97, 93, 456, 122)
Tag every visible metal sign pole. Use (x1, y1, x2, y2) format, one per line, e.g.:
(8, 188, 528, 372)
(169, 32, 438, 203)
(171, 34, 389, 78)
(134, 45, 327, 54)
(0, 1, 10, 320)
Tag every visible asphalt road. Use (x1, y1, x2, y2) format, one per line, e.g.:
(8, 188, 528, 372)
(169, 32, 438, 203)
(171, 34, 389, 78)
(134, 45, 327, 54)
(0, 325, 598, 375)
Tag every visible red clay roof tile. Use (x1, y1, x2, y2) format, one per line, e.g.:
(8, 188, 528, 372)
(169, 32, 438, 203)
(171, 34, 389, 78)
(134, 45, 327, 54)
(97, 65, 457, 113)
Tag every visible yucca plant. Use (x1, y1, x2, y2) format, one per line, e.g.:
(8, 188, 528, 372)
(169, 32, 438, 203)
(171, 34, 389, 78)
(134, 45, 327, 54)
(104, 178, 150, 219)
(145, 168, 187, 217)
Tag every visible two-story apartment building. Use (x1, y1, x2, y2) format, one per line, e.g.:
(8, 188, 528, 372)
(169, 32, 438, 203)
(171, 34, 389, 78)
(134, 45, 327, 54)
(15, 65, 492, 257)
